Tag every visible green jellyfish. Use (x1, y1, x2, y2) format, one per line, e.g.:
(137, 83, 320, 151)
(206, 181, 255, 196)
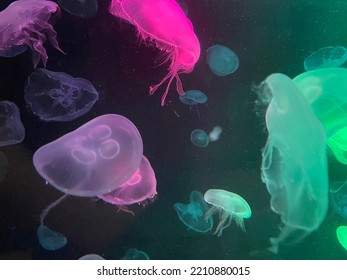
(203, 189, 251, 236)
(336, 226, 347, 250)
(293, 67, 347, 165)
(174, 191, 213, 233)
(257, 73, 328, 253)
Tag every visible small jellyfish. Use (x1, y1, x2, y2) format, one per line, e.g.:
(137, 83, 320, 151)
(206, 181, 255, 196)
(33, 114, 143, 197)
(24, 68, 99, 122)
(0, 0, 64, 67)
(304, 46, 347, 71)
(336, 226, 347, 250)
(174, 191, 213, 233)
(208, 126, 222, 142)
(37, 224, 67, 251)
(57, 0, 98, 18)
(121, 248, 150, 260)
(190, 129, 209, 147)
(79, 254, 105, 260)
(0, 101, 25, 147)
(293, 67, 347, 165)
(206, 45, 239, 77)
(257, 73, 328, 253)
(204, 189, 251, 236)
(99, 155, 157, 207)
(0, 151, 8, 182)
(329, 181, 347, 220)
(179, 90, 207, 106)
(109, 0, 200, 105)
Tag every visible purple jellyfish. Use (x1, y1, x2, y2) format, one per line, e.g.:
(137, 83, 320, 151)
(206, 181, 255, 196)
(0, 0, 64, 67)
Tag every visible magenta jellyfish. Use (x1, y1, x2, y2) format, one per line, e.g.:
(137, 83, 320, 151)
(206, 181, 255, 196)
(109, 0, 201, 105)
(99, 155, 157, 210)
(0, 0, 64, 67)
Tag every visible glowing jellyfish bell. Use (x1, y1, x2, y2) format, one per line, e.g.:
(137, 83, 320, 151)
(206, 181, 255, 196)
(174, 191, 213, 233)
(257, 73, 328, 253)
(203, 189, 251, 236)
(304, 46, 347, 71)
(33, 114, 143, 197)
(109, 0, 200, 105)
(98, 155, 157, 207)
(336, 226, 347, 250)
(190, 129, 209, 148)
(206, 45, 239, 77)
(293, 67, 347, 165)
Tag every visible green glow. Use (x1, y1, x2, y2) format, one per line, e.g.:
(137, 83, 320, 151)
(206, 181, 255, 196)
(336, 226, 347, 250)
(257, 73, 328, 253)
(293, 67, 347, 165)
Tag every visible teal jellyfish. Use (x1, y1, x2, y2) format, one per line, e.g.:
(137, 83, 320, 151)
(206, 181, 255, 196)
(174, 191, 213, 233)
(203, 189, 251, 236)
(190, 129, 209, 147)
(121, 248, 150, 260)
(37, 224, 67, 251)
(256, 73, 328, 253)
(179, 90, 207, 106)
(304, 46, 347, 71)
(206, 44, 239, 76)
(293, 67, 347, 165)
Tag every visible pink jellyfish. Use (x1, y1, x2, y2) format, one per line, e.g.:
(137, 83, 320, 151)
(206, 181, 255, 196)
(0, 0, 64, 67)
(99, 155, 157, 211)
(109, 0, 201, 105)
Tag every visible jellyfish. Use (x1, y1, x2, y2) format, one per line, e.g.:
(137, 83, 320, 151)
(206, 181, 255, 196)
(79, 254, 105, 260)
(121, 248, 150, 260)
(293, 67, 347, 165)
(99, 155, 157, 208)
(336, 226, 347, 250)
(304, 46, 347, 71)
(329, 181, 347, 220)
(24, 68, 99, 122)
(206, 45, 239, 77)
(203, 189, 251, 236)
(57, 0, 98, 18)
(0, 151, 8, 182)
(0, 0, 64, 67)
(174, 191, 213, 233)
(33, 114, 143, 197)
(37, 194, 68, 251)
(256, 73, 328, 253)
(0, 101, 25, 147)
(179, 90, 207, 106)
(208, 126, 222, 142)
(190, 129, 209, 148)
(109, 0, 201, 105)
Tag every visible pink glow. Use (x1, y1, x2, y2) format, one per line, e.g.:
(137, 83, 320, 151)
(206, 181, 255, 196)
(109, 0, 201, 105)
(99, 156, 157, 206)
(0, 0, 64, 67)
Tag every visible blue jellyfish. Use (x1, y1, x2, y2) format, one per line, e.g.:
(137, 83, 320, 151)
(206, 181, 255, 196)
(37, 225, 67, 251)
(206, 44, 239, 76)
(174, 191, 213, 233)
(330, 181, 347, 220)
(190, 129, 209, 147)
(121, 248, 150, 260)
(179, 90, 207, 106)
(304, 46, 347, 71)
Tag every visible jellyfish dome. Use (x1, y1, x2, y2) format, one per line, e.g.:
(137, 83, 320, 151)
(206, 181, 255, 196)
(33, 114, 143, 197)
(257, 73, 328, 253)
(293, 67, 347, 165)
(109, 0, 201, 105)
(99, 155, 157, 206)
(204, 189, 251, 236)
(336, 226, 347, 250)
(0, 0, 64, 67)
(304, 46, 347, 71)
(206, 45, 239, 77)
(190, 129, 209, 148)
(179, 90, 207, 106)
(174, 191, 213, 233)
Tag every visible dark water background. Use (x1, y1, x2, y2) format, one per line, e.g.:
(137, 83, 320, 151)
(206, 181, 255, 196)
(1, 0, 347, 260)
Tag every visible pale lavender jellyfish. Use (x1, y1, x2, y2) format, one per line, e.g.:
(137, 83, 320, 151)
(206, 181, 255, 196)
(0, 0, 64, 67)
(99, 155, 157, 209)
(33, 114, 143, 197)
